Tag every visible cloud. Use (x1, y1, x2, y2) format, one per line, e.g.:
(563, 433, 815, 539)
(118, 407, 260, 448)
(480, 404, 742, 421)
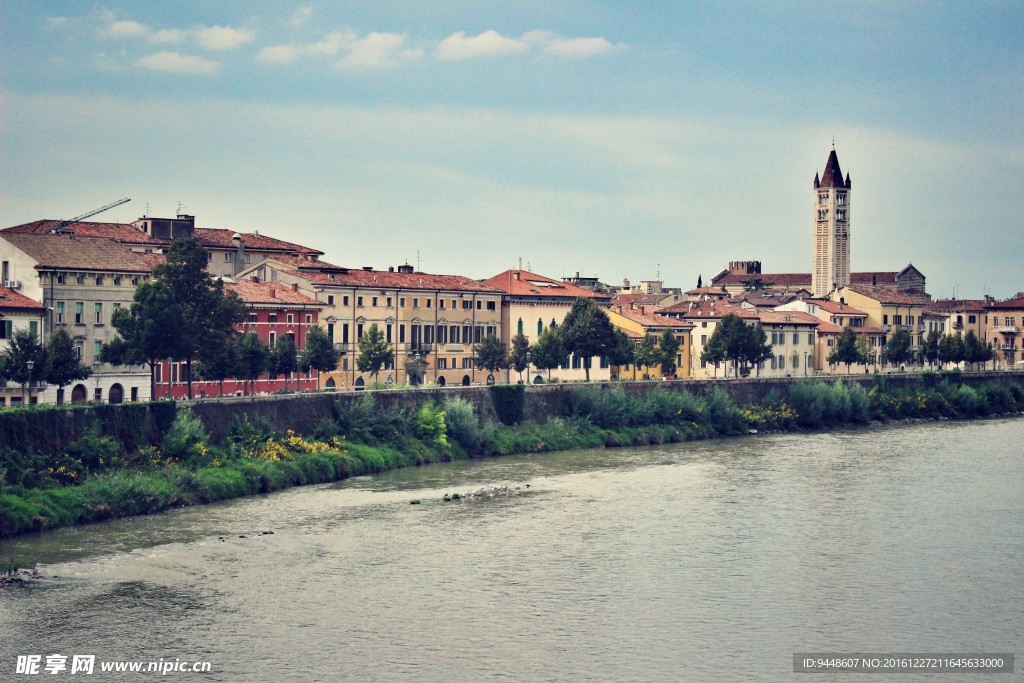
(544, 37, 615, 58)
(194, 25, 255, 51)
(105, 20, 148, 39)
(435, 30, 529, 61)
(136, 51, 219, 75)
(288, 7, 314, 29)
(46, 17, 69, 28)
(307, 31, 353, 56)
(150, 28, 188, 44)
(256, 44, 302, 65)
(336, 33, 419, 70)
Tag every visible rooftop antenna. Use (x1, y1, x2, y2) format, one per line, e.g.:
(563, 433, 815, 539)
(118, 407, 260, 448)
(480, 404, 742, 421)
(832, 135, 835, 150)
(417, 250, 422, 272)
(145, 202, 150, 217)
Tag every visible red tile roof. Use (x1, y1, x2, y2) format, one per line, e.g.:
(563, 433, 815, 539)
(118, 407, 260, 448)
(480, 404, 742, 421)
(806, 299, 867, 316)
(2, 219, 164, 244)
(0, 285, 45, 312)
(483, 270, 611, 300)
(986, 296, 1024, 310)
(612, 293, 674, 307)
(756, 310, 822, 326)
(289, 266, 503, 294)
(1, 234, 159, 272)
(843, 285, 929, 305)
(194, 228, 322, 255)
(815, 322, 845, 334)
(927, 298, 987, 312)
(225, 279, 325, 306)
(612, 307, 693, 329)
(661, 299, 758, 319)
(685, 286, 729, 296)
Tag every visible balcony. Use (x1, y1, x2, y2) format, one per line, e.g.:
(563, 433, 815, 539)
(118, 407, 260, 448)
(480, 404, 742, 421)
(998, 343, 1017, 351)
(995, 325, 1018, 334)
(407, 343, 433, 355)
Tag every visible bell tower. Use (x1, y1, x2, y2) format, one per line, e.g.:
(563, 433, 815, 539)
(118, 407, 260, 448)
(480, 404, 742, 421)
(811, 147, 852, 297)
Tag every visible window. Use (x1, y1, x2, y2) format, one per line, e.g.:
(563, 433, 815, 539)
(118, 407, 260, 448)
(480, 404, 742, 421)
(883, 315, 889, 325)
(357, 296, 364, 307)
(95, 275, 104, 286)
(837, 193, 846, 205)
(474, 326, 483, 343)
(269, 331, 276, 345)
(29, 320, 38, 338)
(701, 334, 708, 345)
(327, 295, 335, 305)
(113, 275, 122, 286)
(439, 299, 446, 310)
(399, 325, 406, 343)
(269, 314, 278, 323)
(462, 300, 472, 310)
(437, 358, 447, 370)
(487, 301, 496, 311)
(412, 297, 419, 308)
(386, 324, 393, 343)
(305, 314, 312, 324)
(74, 341, 83, 359)
(245, 254, 251, 264)
(132, 276, 140, 286)
(400, 298, 406, 308)
(94, 388, 102, 402)
(836, 210, 846, 221)
(372, 296, 378, 307)
(75, 302, 84, 325)
(778, 355, 785, 370)
(225, 252, 234, 262)
(56, 302, 65, 324)
(793, 355, 800, 369)
(343, 296, 349, 306)
(702, 322, 707, 328)
(808, 333, 814, 345)
(518, 318, 524, 334)
(476, 300, 482, 310)
(327, 323, 334, 340)
(793, 333, 799, 345)
(968, 315, 976, 324)
(248, 313, 258, 323)
(57, 273, 67, 284)
(424, 325, 434, 344)
(462, 358, 473, 369)
(426, 299, 432, 309)
(357, 323, 364, 339)
(94, 340, 103, 359)
(131, 388, 138, 402)
(486, 325, 496, 337)
(537, 319, 543, 336)
(437, 325, 446, 344)
(287, 314, 294, 324)
(387, 297, 393, 307)
(95, 303, 103, 324)
(342, 324, 350, 344)
(450, 326, 461, 344)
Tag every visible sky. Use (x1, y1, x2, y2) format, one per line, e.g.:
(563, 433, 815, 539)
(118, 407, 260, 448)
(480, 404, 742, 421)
(1, 1, 1022, 299)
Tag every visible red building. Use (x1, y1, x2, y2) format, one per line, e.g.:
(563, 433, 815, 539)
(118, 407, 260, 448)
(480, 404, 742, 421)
(153, 278, 326, 399)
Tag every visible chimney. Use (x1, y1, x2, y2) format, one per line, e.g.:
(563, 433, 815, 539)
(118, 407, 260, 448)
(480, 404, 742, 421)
(269, 288, 276, 298)
(513, 272, 521, 280)
(397, 264, 414, 274)
(389, 266, 395, 272)
(292, 283, 298, 292)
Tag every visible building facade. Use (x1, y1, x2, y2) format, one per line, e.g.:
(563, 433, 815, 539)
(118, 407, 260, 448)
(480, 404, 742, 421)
(812, 148, 852, 297)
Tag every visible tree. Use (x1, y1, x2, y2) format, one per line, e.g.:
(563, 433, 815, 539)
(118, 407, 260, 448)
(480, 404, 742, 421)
(234, 332, 268, 395)
(709, 313, 759, 377)
(962, 330, 987, 371)
(356, 324, 394, 382)
(44, 328, 91, 403)
(529, 328, 564, 381)
(633, 333, 660, 380)
(0, 329, 47, 405)
(152, 238, 245, 399)
(700, 331, 727, 378)
(103, 280, 188, 401)
(742, 324, 773, 376)
(194, 331, 238, 396)
(923, 330, 941, 368)
(937, 332, 964, 368)
(559, 297, 618, 381)
(657, 330, 680, 377)
(474, 334, 509, 376)
(885, 328, 913, 368)
(509, 333, 530, 382)
(608, 329, 635, 378)
(268, 335, 298, 390)
(855, 335, 874, 369)
(827, 327, 860, 374)
(301, 324, 341, 378)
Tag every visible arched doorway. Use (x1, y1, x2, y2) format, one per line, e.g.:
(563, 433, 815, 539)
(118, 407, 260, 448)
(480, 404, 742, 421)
(461, 375, 471, 386)
(325, 377, 336, 390)
(437, 376, 446, 387)
(108, 384, 124, 404)
(354, 377, 365, 391)
(71, 384, 88, 403)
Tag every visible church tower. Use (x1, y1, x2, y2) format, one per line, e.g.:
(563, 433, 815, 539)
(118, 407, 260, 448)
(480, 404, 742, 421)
(811, 148, 852, 297)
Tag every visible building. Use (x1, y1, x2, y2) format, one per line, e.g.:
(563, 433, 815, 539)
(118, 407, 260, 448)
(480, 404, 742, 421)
(754, 310, 823, 377)
(483, 269, 613, 382)
(710, 261, 926, 299)
(606, 304, 693, 380)
(811, 148, 853, 296)
(0, 284, 47, 407)
(985, 294, 1024, 368)
(774, 297, 886, 371)
(248, 259, 505, 388)
(660, 298, 759, 378)
(832, 285, 930, 365)
(925, 299, 987, 340)
(152, 278, 326, 400)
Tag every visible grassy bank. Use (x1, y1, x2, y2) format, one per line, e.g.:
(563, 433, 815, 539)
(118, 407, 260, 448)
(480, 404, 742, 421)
(2, 375, 1022, 539)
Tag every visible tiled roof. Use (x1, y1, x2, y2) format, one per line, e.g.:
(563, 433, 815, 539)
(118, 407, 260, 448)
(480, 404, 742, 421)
(756, 310, 822, 326)
(1, 234, 158, 273)
(194, 228, 322, 255)
(483, 270, 611, 300)
(844, 285, 928, 305)
(0, 285, 45, 312)
(927, 298, 987, 312)
(730, 293, 800, 308)
(613, 307, 693, 329)
(986, 296, 1024, 310)
(815, 322, 845, 334)
(290, 267, 504, 294)
(661, 299, 759, 319)
(807, 299, 867, 316)
(254, 253, 347, 271)
(2, 219, 164, 244)
(612, 293, 672, 307)
(712, 271, 898, 288)
(225, 279, 325, 306)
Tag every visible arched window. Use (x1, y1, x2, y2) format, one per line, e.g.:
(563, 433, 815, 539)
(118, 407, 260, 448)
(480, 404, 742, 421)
(517, 318, 523, 334)
(537, 319, 543, 336)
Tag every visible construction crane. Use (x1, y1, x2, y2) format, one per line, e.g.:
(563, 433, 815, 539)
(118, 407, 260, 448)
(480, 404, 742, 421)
(50, 197, 131, 233)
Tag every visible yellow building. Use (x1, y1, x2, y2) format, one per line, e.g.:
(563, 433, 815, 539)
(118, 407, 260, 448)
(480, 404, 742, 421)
(607, 305, 693, 379)
(832, 286, 930, 365)
(986, 294, 1024, 368)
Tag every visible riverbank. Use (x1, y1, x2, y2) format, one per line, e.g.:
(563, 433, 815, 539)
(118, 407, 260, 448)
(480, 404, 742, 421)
(2, 375, 1023, 540)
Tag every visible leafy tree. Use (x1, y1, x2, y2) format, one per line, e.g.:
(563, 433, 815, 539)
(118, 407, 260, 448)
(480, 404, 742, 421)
(356, 324, 394, 382)
(234, 332, 268, 395)
(0, 329, 48, 405)
(657, 330, 680, 377)
(152, 238, 245, 399)
(301, 324, 341, 376)
(962, 330, 989, 371)
(923, 329, 941, 368)
(608, 329, 635, 376)
(559, 297, 617, 381)
(268, 335, 298, 390)
(937, 332, 964, 368)
(827, 327, 860, 374)
(43, 328, 91, 403)
(742, 323, 773, 376)
(103, 280, 188, 401)
(855, 335, 875, 368)
(474, 334, 509, 376)
(885, 328, 913, 368)
(700, 330, 727, 377)
(633, 333, 660, 379)
(195, 330, 238, 396)
(509, 333, 530, 382)
(529, 328, 564, 380)
(708, 313, 760, 377)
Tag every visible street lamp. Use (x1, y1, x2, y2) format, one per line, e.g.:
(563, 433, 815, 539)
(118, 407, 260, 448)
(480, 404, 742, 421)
(295, 352, 303, 392)
(26, 359, 34, 406)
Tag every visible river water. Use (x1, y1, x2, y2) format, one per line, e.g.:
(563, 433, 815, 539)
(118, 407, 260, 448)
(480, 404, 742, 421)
(2, 419, 1021, 681)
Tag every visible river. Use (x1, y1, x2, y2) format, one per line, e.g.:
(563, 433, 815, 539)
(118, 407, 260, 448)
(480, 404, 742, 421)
(2, 418, 1021, 681)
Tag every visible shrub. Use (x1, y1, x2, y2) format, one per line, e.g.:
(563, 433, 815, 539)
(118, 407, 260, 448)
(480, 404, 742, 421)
(414, 403, 448, 447)
(489, 384, 525, 425)
(63, 427, 122, 474)
(443, 397, 484, 454)
(160, 408, 211, 465)
(702, 387, 745, 435)
(333, 394, 377, 443)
